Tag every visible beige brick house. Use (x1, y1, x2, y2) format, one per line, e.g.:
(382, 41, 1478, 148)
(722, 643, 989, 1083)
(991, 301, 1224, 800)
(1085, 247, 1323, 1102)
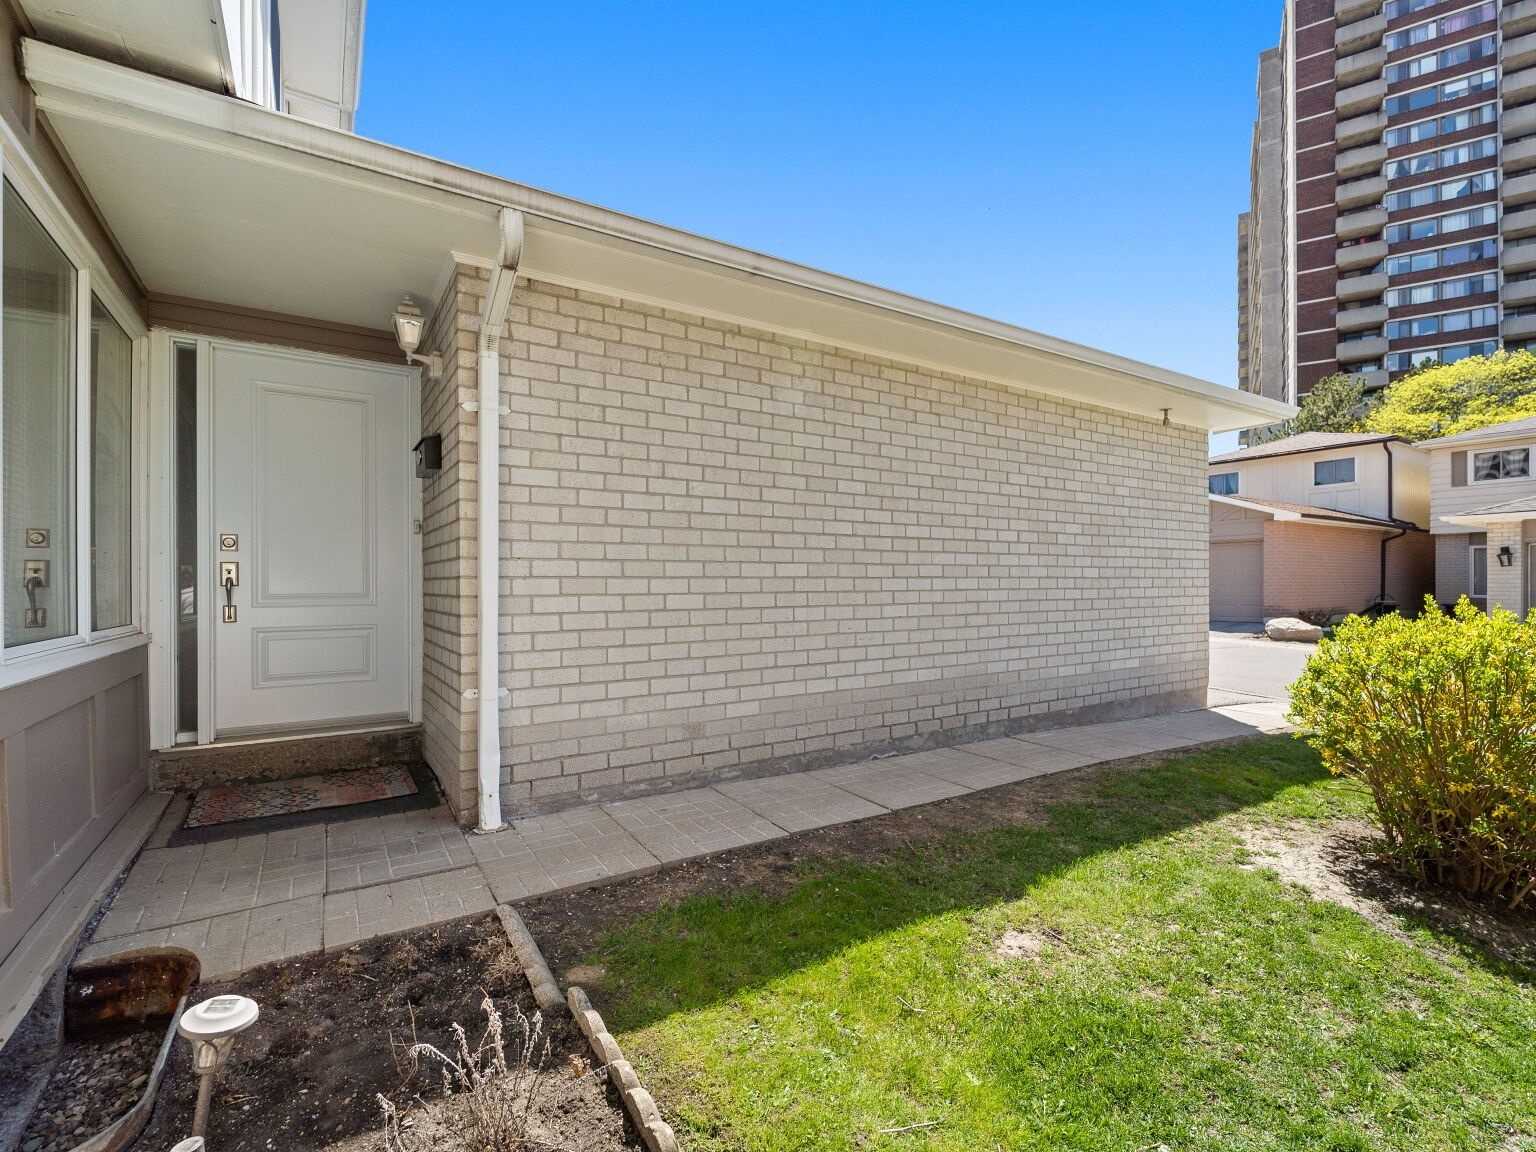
(1422, 415, 1536, 614)
(1208, 432, 1433, 622)
(0, 0, 1288, 980)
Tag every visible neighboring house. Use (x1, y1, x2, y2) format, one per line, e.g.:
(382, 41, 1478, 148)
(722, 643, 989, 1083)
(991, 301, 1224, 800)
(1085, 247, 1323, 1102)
(0, 1, 1288, 984)
(1208, 432, 1432, 622)
(1422, 414, 1536, 614)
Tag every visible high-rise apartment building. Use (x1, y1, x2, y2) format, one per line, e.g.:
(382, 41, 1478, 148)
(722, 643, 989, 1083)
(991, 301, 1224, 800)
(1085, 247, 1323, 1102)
(1239, 0, 1536, 407)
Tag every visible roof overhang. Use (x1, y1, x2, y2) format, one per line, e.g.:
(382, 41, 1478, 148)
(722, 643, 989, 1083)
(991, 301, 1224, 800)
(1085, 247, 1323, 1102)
(1441, 510, 1536, 526)
(1210, 495, 1416, 532)
(1417, 422, 1536, 449)
(23, 40, 1296, 432)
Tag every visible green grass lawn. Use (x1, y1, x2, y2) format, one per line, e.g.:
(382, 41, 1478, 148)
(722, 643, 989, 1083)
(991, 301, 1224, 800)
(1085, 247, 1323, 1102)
(581, 739, 1536, 1151)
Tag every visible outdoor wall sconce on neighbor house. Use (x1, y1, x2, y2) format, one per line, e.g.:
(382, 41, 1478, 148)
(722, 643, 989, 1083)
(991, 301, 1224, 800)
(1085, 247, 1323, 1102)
(392, 295, 442, 378)
(1498, 545, 1515, 568)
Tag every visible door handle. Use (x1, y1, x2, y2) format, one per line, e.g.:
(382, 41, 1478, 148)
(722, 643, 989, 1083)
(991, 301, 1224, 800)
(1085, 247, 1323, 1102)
(220, 561, 239, 623)
(22, 560, 47, 628)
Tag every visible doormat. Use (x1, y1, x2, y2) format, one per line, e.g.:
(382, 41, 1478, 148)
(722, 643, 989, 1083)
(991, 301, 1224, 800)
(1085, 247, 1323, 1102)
(185, 764, 418, 828)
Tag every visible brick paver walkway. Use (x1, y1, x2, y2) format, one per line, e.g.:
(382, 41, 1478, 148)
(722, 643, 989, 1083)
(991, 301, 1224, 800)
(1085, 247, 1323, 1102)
(79, 700, 1290, 979)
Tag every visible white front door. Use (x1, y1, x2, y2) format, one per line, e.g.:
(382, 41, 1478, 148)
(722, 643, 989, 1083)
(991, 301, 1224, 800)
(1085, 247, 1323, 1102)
(209, 343, 414, 737)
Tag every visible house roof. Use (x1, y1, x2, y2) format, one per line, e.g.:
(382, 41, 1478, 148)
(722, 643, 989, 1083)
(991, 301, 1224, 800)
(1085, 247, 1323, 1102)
(1211, 494, 1423, 531)
(1440, 496, 1536, 526)
(1416, 415, 1536, 449)
(18, 39, 1296, 434)
(1209, 431, 1399, 465)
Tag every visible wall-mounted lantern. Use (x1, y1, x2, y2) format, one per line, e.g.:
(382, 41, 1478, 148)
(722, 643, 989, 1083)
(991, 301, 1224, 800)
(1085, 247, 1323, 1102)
(1498, 545, 1515, 568)
(391, 296, 442, 379)
(413, 434, 443, 480)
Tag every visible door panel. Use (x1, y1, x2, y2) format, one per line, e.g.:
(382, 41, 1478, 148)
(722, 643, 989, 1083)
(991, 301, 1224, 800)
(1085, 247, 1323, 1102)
(211, 345, 412, 736)
(1211, 541, 1263, 621)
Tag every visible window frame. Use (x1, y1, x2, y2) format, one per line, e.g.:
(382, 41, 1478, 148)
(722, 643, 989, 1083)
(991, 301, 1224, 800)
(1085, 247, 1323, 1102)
(1208, 471, 1239, 496)
(1469, 446, 1533, 484)
(1312, 457, 1358, 487)
(0, 127, 148, 683)
(1469, 542, 1488, 603)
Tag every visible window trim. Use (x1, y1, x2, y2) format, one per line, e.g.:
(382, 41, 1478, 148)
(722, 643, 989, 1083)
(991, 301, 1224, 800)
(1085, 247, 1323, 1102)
(0, 121, 148, 681)
(1469, 445, 1533, 484)
(1312, 456, 1358, 488)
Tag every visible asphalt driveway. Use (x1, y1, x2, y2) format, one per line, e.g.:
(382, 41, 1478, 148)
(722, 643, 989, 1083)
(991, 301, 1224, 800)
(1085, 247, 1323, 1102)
(1209, 629, 1315, 704)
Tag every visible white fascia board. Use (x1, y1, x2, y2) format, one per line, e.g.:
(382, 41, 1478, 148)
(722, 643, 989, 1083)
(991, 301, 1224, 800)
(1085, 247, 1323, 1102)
(1417, 424, 1536, 449)
(23, 39, 1296, 431)
(1441, 511, 1536, 526)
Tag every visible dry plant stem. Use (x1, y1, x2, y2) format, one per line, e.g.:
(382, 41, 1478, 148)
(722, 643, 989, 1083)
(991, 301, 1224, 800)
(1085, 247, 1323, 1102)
(379, 994, 559, 1152)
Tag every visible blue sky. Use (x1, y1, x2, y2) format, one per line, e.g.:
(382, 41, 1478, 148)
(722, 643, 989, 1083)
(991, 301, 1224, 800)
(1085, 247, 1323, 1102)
(357, 1, 1280, 450)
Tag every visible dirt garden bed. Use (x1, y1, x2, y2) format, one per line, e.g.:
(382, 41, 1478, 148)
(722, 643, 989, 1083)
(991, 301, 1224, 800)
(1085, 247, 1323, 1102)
(134, 915, 639, 1152)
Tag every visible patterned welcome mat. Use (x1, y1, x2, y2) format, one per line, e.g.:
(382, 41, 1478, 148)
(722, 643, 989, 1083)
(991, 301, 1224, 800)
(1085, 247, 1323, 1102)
(185, 764, 418, 828)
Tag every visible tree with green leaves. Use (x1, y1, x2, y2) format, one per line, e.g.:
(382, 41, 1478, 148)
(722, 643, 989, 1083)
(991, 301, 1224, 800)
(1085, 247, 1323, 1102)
(1252, 371, 1367, 443)
(1364, 349, 1536, 440)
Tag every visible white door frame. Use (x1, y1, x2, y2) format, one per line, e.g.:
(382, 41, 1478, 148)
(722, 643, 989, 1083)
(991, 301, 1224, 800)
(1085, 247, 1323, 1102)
(1528, 543, 1536, 617)
(147, 330, 422, 749)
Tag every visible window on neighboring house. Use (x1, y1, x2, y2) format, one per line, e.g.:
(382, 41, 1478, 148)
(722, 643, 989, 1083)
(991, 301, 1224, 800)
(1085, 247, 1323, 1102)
(1208, 472, 1239, 496)
(0, 178, 138, 653)
(1472, 447, 1531, 482)
(1313, 458, 1356, 486)
(1470, 543, 1488, 601)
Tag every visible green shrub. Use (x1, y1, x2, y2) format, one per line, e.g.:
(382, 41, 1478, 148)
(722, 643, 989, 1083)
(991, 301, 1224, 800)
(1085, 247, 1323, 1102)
(1289, 597, 1536, 908)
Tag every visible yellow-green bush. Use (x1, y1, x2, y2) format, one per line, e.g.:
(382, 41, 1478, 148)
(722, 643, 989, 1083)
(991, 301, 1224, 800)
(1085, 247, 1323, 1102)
(1289, 598, 1536, 908)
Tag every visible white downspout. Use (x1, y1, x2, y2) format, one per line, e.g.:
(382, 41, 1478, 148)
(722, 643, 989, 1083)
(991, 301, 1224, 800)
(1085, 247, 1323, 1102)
(475, 208, 524, 831)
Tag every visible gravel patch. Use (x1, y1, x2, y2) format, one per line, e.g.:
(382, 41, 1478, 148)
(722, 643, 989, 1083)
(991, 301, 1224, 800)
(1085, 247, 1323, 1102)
(18, 1029, 160, 1152)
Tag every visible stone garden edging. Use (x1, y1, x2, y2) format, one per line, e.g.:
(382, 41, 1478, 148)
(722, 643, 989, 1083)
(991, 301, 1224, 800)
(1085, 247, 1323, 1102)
(495, 904, 679, 1152)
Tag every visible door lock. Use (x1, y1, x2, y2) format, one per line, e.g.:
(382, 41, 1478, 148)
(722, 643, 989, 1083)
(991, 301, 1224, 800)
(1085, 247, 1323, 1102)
(220, 561, 238, 623)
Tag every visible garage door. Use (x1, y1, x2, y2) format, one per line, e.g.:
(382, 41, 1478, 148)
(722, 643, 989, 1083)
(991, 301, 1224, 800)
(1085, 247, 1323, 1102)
(1211, 541, 1263, 621)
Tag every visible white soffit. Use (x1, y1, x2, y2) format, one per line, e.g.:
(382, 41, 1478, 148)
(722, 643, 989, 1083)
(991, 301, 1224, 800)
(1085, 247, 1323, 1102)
(17, 0, 229, 91)
(23, 40, 1295, 432)
(276, 0, 363, 130)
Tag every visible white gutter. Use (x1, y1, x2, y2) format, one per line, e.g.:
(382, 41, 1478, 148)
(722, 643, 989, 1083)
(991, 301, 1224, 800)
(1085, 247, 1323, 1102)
(475, 208, 523, 831)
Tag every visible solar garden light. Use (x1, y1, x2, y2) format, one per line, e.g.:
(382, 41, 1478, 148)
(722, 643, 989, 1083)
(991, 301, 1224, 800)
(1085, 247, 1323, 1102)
(177, 994, 259, 1137)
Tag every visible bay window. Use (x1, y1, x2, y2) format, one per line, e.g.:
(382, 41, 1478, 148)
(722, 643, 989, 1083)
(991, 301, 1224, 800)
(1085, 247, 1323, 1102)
(0, 175, 141, 659)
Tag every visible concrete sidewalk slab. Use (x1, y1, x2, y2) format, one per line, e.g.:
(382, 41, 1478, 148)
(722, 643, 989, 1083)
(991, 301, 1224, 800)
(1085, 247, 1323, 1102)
(808, 758, 972, 809)
(603, 789, 784, 863)
(711, 774, 886, 833)
(81, 702, 1293, 980)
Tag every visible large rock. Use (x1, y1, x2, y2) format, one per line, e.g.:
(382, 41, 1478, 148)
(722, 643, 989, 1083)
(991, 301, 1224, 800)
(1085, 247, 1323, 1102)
(1265, 617, 1323, 642)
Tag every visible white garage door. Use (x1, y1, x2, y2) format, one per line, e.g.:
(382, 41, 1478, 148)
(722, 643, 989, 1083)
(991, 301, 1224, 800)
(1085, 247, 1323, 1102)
(1211, 541, 1263, 621)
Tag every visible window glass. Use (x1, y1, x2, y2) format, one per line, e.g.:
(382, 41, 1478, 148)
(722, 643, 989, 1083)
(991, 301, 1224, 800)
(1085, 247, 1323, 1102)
(90, 295, 132, 630)
(1313, 458, 1356, 486)
(1473, 448, 1531, 481)
(3, 180, 76, 646)
(175, 343, 198, 734)
(1470, 545, 1488, 598)
(1208, 472, 1239, 496)
(1384, 68, 1496, 116)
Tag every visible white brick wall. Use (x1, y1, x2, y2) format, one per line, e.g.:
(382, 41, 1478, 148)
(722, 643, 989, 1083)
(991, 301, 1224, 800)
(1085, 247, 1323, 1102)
(482, 278, 1209, 811)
